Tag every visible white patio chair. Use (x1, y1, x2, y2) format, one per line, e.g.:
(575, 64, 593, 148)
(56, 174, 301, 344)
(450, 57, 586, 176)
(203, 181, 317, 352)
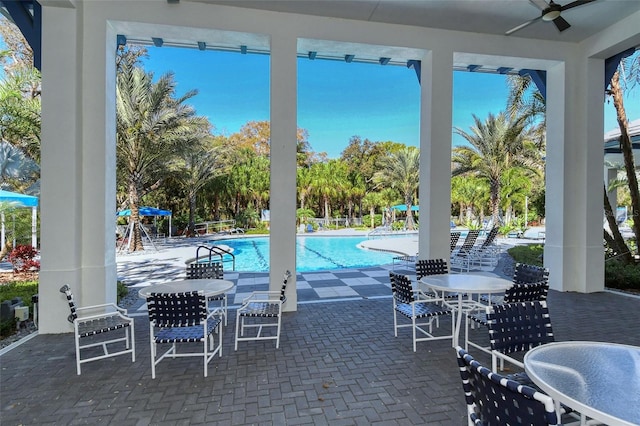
(147, 290, 222, 378)
(235, 270, 292, 350)
(186, 261, 227, 325)
(59, 285, 135, 375)
(389, 272, 453, 351)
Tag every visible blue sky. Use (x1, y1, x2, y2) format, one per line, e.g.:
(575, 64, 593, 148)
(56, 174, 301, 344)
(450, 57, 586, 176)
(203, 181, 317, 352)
(142, 47, 632, 158)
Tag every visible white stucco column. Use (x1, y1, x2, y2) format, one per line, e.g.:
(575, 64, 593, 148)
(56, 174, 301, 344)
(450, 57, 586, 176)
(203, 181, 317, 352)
(269, 34, 298, 310)
(39, 3, 118, 333)
(545, 56, 604, 293)
(418, 48, 453, 261)
(39, 4, 83, 333)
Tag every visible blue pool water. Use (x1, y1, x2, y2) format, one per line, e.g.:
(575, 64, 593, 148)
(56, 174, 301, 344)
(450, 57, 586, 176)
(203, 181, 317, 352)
(211, 236, 396, 272)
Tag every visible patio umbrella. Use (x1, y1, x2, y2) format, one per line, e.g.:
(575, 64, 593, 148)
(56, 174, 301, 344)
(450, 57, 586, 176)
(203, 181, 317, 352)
(391, 204, 419, 212)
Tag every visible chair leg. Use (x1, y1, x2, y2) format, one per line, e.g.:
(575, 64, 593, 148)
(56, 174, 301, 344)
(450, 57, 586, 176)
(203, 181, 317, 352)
(412, 316, 417, 352)
(234, 311, 241, 351)
(275, 316, 282, 349)
(203, 336, 208, 378)
(393, 308, 399, 337)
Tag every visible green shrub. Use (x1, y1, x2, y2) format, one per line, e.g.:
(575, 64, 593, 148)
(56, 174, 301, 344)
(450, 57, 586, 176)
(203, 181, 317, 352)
(0, 281, 38, 337)
(0, 281, 38, 312)
(604, 261, 640, 291)
(117, 280, 129, 302)
(507, 244, 544, 266)
(362, 214, 382, 228)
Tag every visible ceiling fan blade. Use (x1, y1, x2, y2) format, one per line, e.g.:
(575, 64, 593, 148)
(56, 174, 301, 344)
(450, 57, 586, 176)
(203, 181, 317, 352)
(561, 0, 597, 11)
(553, 15, 571, 31)
(505, 16, 543, 35)
(529, 0, 550, 11)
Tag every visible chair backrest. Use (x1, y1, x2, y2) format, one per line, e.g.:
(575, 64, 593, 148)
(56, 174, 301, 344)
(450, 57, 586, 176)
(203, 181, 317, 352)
(450, 232, 461, 253)
(455, 346, 559, 426)
(186, 262, 223, 279)
(458, 229, 481, 253)
(486, 301, 554, 356)
(59, 284, 77, 323)
(513, 263, 549, 285)
(389, 272, 414, 304)
(479, 226, 499, 250)
(147, 291, 207, 327)
(279, 270, 292, 302)
(503, 282, 549, 303)
(415, 258, 448, 280)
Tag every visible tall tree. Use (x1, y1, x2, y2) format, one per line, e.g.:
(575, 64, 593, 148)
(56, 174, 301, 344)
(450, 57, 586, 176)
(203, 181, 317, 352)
(0, 17, 33, 73)
(453, 112, 540, 226)
(116, 63, 209, 250)
(506, 74, 546, 150)
(373, 147, 420, 230)
(309, 159, 349, 224)
(0, 66, 41, 161)
(608, 68, 640, 249)
(0, 139, 39, 191)
(168, 137, 228, 237)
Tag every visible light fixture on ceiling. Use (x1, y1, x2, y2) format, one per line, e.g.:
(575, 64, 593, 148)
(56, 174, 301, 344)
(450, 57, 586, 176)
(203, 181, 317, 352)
(541, 5, 561, 21)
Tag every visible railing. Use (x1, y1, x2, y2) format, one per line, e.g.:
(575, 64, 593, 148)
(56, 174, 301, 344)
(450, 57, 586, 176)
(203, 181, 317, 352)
(193, 219, 236, 235)
(194, 244, 236, 271)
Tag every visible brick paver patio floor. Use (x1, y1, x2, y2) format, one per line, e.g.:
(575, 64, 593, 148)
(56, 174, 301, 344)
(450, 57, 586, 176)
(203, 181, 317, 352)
(2, 284, 639, 425)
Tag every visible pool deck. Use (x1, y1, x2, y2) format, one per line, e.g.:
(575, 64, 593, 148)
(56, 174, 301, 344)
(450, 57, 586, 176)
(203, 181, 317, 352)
(3, 229, 640, 424)
(2, 278, 639, 424)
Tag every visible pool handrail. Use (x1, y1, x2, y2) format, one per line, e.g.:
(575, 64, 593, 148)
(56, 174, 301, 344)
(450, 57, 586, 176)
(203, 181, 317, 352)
(195, 244, 236, 271)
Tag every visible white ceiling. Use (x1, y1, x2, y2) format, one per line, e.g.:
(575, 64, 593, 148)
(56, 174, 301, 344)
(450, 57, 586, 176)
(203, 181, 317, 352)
(202, 0, 640, 43)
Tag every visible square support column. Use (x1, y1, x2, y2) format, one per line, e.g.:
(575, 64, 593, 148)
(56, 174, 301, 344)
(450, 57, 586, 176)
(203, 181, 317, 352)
(270, 34, 298, 311)
(39, 5, 83, 333)
(39, 4, 118, 333)
(545, 57, 605, 293)
(419, 48, 453, 261)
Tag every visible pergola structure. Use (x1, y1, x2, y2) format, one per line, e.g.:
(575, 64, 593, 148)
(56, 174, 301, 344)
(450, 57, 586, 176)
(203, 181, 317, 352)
(3, 1, 639, 334)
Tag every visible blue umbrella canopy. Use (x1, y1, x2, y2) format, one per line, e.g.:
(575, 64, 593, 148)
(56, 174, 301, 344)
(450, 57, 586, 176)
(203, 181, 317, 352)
(391, 204, 419, 212)
(0, 189, 38, 207)
(117, 206, 171, 217)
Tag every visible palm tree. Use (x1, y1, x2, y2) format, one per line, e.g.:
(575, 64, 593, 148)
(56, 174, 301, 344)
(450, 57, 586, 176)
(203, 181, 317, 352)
(453, 112, 540, 227)
(362, 191, 383, 228)
(309, 160, 349, 225)
(608, 68, 640, 251)
(0, 140, 39, 192)
(451, 175, 489, 226)
(116, 63, 208, 251)
(0, 65, 41, 162)
(168, 137, 228, 237)
(500, 167, 533, 226)
(506, 74, 546, 150)
(373, 147, 420, 230)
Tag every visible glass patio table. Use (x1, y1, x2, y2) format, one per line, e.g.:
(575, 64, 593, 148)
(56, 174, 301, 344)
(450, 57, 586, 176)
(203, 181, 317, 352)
(524, 341, 640, 426)
(418, 273, 512, 347)
(138, 279, 235, 299)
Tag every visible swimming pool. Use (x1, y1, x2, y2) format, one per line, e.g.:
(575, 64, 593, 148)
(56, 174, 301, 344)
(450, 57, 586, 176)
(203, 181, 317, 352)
(211, 236, 396, 272)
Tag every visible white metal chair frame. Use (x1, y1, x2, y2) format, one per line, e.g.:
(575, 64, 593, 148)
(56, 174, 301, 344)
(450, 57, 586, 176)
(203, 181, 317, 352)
(486, 300, 555, 373)
(59, 285, 135, 375)
(465, 281, 549, 356)
(147, 290, 222, 379)
(186, 262, 228, 325)
(390, 272, 453, 352)
(235, 270, 292, 350)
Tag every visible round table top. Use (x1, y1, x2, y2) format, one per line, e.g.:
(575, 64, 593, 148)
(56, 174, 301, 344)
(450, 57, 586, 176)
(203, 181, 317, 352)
(524, 341, 640, 426)
(419, 273, 512, 294)
(138, 279, 235, 299)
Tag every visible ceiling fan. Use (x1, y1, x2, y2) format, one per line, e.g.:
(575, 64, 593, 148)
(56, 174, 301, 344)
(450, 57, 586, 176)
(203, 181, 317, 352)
(505, 0, 597, 36)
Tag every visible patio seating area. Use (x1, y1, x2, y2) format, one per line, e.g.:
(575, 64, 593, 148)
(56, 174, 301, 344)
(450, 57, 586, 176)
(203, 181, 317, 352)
(2, 282, 639, 424)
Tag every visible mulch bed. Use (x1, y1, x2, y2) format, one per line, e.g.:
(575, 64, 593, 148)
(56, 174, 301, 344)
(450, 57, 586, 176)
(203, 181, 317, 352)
(0, 271, 39, 283)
